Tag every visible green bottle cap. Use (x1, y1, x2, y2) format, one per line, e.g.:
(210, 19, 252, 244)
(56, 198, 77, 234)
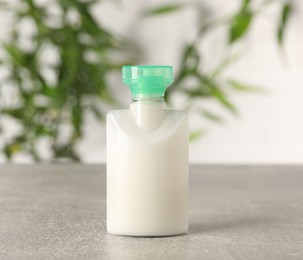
(122, 66, 173, 98)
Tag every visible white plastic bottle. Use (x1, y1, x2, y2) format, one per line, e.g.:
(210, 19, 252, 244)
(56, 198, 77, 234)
(107, 66, 188, 236)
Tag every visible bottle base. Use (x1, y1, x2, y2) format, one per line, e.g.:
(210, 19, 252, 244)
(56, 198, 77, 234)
(107, 227, 188, 237)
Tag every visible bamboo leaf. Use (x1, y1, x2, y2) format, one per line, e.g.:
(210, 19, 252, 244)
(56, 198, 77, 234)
(197, 75, 237, 113)
(201, 110, 224, 123)
(241, 0, 251, 10)
(1, 108, 25, 119)
(277, 2, 292, 46)
(0, 0, 135, 162)
(35, 125, 54, 136)
(89, 105, 104, 121)
(144, 4, 183, 16)
(189, 129, 207, 142)
(211, 53, 242, 79)
(53, 144, 80, 161)
(212, 88, 237, 114)
(71, 101, 83, 137)
(227, 79, 265, 93)
(174, 44, 201, 88)
(229, 11, 252, 43)
(185, 85, 211, 97)
(4, 142, 23, 159)
(4, 44, 26, 66)
(41, 86, 57, 98)
(183, 45, 200, 70)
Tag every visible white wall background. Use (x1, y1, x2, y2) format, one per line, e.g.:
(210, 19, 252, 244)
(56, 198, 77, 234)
(0, 0, 303, 164)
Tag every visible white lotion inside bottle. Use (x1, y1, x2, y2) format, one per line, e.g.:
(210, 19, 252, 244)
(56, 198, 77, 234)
(106, 66, 189, 236)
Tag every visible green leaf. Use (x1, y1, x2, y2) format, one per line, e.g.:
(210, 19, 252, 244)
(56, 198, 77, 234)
(197, 75, 237, 113)
(189, 129, 207, 142)
(89, 105, 104, 121)
(41, 86, 57, 98)
(35, 125, 54, 136)
(53, 144, 80, 161)
(184, 84, 212, 98)
(211, 52, 242, 79)
(0, 0, 136, 162)
(143, 4, 183, 16)
(182, 45, 200, 71)
(173, 44, 201, 88)
(227, 79, 265, 93)
(277, 3, 292, 46)
(241, 0, 251, 10)
(212, 88, 237, 114)
(3, 140, 23, 159)
(1, 108, 25, 119)
(229, 0, 253, 43)
(72, 101, 83, 137)
(73, 1, 114, 47)
(201, 110, 224, 123)
(4, 44, 26, 66)
(229, 10, 252, 43)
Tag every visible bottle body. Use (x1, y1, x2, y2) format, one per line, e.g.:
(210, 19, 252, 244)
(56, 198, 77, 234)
(106, 103, 188, 236)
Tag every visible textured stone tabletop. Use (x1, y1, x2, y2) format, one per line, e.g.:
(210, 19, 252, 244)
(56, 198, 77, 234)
(0, 165, 303, 259)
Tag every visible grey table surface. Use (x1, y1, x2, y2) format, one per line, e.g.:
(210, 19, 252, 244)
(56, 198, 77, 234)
(0, 165, 303, 259)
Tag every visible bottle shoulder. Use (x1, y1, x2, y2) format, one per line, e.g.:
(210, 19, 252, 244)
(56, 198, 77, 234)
(107, 108, 188, 141)
(107, 108, 187, 117)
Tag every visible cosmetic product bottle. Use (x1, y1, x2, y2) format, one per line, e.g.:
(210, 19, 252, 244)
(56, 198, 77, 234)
(107, 66, 188, 236)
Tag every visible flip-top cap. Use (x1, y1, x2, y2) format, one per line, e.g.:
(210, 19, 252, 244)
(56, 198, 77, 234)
(122, 66, 173, 97)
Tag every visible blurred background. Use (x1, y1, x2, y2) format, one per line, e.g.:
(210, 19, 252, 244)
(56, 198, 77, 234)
(0, 0, 302, 164)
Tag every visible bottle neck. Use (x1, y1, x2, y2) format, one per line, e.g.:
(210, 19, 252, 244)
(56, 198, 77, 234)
(130, 96, 166, 131)
(132, 95, 164, 103)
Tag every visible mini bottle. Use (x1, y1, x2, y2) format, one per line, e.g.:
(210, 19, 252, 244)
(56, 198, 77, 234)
(106, 66, 188, 236)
